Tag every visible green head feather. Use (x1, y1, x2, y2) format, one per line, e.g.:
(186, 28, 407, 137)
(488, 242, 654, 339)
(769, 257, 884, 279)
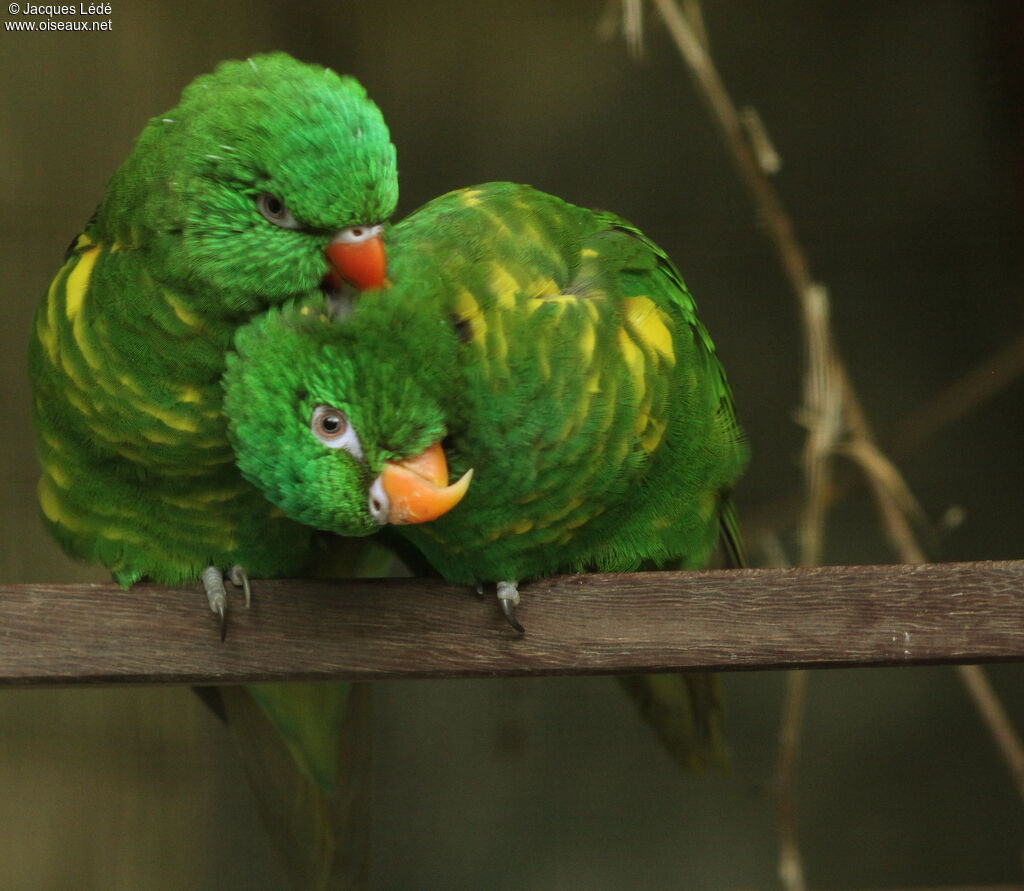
(225, 301, 449, 536)
(98, 52, 397, 311)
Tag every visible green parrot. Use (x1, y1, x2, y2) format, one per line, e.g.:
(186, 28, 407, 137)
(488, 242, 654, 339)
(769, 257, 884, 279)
(224, 181, 750, 770)
(30, 51, 395, 619)
(29, 53, 397, 887)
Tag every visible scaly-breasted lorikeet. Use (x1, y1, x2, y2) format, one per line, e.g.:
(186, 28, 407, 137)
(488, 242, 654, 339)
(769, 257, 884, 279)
(29, 53, 397, 887)
(225, 181, 749, 771)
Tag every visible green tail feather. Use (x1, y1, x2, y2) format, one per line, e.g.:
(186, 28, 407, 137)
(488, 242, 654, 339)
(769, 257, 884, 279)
(617, 673, 727, 771)
(216, 539, 403, 888)
(621, 497, 744, 772)
(220, 682, 372, 890)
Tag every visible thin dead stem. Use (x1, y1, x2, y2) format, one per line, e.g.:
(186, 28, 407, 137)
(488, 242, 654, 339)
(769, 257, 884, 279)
(888, 330, 1024, 460)
(743, 326, 1024, 562)
(636, 0, 1024, 884)
(956, 664, 1024, 802)
(777, 670, 808, 891)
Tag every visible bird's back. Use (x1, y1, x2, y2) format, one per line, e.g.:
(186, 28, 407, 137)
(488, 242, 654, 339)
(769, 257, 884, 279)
(376, 184, 747, 582)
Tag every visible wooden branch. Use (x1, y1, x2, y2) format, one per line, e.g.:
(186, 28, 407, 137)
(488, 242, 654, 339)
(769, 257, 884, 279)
(2, 560, 1024, 687)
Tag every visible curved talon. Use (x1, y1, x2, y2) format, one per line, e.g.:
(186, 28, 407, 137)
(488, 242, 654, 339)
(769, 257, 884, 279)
(500, 598, 525, 633)
(496, 580, 524, 634)
(202, 565, 229, 642)
(229, 565, 251, 608)
(475, 582, 484, 600)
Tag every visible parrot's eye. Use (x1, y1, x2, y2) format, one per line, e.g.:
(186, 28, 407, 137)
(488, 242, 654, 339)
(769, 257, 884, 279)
(256, 193, 301, 230)
(335, 223, 383, 244)
(310, 404, 363, 458)
(312, 405, 346, 438)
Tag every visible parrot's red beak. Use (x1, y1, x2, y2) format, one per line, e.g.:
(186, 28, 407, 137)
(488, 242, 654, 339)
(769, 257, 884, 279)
(324, 226, 387, 292)
(373, 442, 473, 525)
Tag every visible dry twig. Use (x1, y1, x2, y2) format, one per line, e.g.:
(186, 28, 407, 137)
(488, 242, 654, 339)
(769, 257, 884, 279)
(632, 1, 1024, 886)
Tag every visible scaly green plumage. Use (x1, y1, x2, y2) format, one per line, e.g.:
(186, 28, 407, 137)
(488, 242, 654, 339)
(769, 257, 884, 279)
(227, 182, 746, 576)
(29, 53, 397, 888)
(30, 52, 396, 587)
(225, 182, 749, 768)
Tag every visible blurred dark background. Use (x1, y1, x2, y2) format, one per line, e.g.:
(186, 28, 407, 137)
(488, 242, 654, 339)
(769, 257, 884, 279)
(3, 0, 1024, 887)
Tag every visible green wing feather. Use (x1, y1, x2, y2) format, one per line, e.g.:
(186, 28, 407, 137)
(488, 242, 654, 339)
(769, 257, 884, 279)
(29, 53, 398, 886)
(225, 182, 750, 773)
(30, 230, 314, 586)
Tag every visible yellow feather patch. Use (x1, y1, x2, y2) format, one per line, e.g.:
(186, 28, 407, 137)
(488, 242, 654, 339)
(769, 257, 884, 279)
(39, 430, 65, 454)
(137, 402, 201, 434)
(580, 248, 598, 259)
(38, 266, 69, 362)
(617, 328, 646, 397)
(115, 373, 142, 396)
(543, 493, 587, 528)
(99, 526, 146, 545)
(453, 286, 488, 343)
(535, 336, 551, 379)
(526, 276, 561, 300)
(579, 317, 596, 362)
(563, 512, 591, 531)
(460, 188, 483, 207)
(38, 475, 84, 532)
(641, 416, 667, 453)
(522, 222, 565, 269)
(35, 313, 57, 362)
(43, 461, 70, 490)
(488, 263, 520, 309)
(493, 517, 534, 537)
(141, 427, 181, 446)
(623, 296, 675, 364)
(164, 486, 244, 510)
(633, 393, 652, 436)
(179, 386, 204, 403)
(65, 388, 94, 418)
(64, 245, 101, 321)
(164, 292, 203, 329)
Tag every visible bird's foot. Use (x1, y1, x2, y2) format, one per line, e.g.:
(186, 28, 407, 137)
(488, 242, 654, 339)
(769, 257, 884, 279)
(496, 580, 524, 633)
(228, 564, 251, 607)
(202, 564, 251, 641)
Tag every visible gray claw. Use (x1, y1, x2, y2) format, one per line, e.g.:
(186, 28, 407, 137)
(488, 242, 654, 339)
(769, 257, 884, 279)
(496, 580, 524, 633)
(202, 566, 228, 640)
(229, 565, 251, 608)
(475, 582, 484, 599)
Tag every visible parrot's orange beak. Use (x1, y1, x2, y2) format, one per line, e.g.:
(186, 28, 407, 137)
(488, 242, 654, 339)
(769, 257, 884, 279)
(324, 228, 387, 292)
(374, 442, 473, 525)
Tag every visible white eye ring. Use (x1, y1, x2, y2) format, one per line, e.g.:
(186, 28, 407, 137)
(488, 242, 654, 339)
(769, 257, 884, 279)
(310, 405, 364, 459)
(333, 223, 383, 244)
(256, 193, 302, 230)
